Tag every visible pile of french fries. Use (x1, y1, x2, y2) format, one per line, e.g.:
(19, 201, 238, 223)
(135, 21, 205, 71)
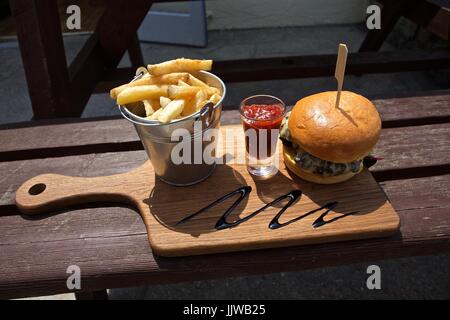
(110, 58, 222, 123)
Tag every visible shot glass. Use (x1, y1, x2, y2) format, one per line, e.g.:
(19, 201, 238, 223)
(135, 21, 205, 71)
(240, 95, 286, 177)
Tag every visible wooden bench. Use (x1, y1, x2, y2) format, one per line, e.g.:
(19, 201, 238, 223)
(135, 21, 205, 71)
(0, 92, 449, 299)
(9, 0, 450, 118)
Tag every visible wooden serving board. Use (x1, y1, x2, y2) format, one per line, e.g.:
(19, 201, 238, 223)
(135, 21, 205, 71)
(15, 125, 400, 257)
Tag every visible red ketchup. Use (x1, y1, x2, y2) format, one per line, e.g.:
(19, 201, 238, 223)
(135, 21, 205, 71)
(241, 104, 284, 160)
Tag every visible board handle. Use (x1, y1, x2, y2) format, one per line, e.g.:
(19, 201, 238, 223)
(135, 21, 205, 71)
(15, 173, 133, 215)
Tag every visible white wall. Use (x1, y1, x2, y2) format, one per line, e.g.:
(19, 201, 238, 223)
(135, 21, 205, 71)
(151, 0, 370, 30)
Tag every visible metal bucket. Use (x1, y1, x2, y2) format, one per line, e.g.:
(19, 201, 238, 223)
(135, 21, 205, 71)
(119, 70, 226, 186)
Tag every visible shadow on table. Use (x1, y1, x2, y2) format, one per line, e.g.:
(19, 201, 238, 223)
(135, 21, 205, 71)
(19, 202, 138, 221)
(144, 163, 249, 237)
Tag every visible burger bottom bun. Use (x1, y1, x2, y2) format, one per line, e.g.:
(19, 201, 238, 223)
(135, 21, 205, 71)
(283, 145, 359, 184)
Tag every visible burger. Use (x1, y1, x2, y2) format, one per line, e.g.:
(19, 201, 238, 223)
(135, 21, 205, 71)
(280, 91, 381, 184)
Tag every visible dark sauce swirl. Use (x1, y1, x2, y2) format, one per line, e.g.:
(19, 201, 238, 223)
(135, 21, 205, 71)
(175, 186, 251, 227)
(176, 186, 356, 230)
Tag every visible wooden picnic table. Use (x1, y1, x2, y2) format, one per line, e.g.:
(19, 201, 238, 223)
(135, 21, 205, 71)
(0, 92, 449, 299)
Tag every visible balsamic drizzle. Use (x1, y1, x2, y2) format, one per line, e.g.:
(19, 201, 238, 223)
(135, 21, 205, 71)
(269, 200, 337, 229)
(175, 186, 356, 230)
(216, 189, 301, 230)
(175, 186, 251, 226)
(312, 209, 358, 228)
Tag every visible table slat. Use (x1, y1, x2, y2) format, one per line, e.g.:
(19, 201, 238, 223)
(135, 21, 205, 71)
(1, 94, 450, 155)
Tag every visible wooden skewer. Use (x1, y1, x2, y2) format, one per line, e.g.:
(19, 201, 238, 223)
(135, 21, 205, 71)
(334, 43, 348, 108)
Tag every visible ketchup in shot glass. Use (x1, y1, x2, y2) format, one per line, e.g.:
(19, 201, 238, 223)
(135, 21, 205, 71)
(240, 95, 286, 177)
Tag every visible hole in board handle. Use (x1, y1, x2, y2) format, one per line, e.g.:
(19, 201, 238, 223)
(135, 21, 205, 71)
(29, 183, 46, 195)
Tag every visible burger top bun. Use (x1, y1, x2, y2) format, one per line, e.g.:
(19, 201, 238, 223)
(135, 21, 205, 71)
(288, 91, 381, 163)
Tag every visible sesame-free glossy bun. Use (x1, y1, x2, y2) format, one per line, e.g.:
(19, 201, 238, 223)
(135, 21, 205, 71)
(288, 91, 381, 163)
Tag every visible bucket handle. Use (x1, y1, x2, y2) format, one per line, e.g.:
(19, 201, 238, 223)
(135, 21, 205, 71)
(196, 102, 215, 128)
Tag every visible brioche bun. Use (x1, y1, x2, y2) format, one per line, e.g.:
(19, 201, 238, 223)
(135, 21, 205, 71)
(288, 91, 381, 163)
(283, 145, 360, 184)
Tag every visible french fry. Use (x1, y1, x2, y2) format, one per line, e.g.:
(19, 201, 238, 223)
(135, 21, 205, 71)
(117, 85, 167, 105)
(181, 90, 208, 116)
(188, 74, 220, 96)
(147, 58, 212, 76)
(168, 85, 202, 99)
(205, 87, 220, 97)
(147, 108, 163, 121)
(194, 90, 208, 111)
(152, 98, 161, 110)
(143, 99, 160, 117)
(152, 72, 189, 85)
(181, 98, 196, 116)
(160, 96, 172, 108)
(178, 79, 190, 87)
(110, 73, 151, 99)
(158, 100, 185, 123)
(110, 73, 188, 99)
(187, 74, 206, 87)
(208, 93, 221, 105)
